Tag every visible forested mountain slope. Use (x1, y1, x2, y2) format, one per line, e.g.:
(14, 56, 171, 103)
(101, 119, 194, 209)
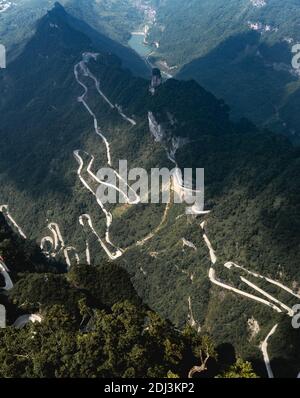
(0, 0, 148, 76)
(0, 208, 259, 378)
(150, 0, 300, 66)
(0, 3, 300, 377)
(3, 1, 299, 138)
(148, 0, 300, 141)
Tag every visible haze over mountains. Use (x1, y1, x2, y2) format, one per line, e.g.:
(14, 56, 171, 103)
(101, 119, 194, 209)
(147, 0, 300, 141)
(0, 0, 300, 379)
(3, 0, 299, 142)
(0, 0, 150, 76)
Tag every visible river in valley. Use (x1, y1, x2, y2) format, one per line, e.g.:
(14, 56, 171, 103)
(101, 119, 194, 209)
(128, 33, 152, 58)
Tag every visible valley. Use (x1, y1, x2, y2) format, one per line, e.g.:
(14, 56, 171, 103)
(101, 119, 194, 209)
(128, 32, 152, 58)
(146, 0, 300, 141)
(0, 1, 299, 379)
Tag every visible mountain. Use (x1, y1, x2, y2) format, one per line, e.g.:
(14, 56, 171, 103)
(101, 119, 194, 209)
(0, 0, 149, 76)
(0, 2, 300, 378)
(0, 187, 259, 378)
(149, 0, 300, 66)
(147, 0, 300, 141)
(48, 0, 297, 141)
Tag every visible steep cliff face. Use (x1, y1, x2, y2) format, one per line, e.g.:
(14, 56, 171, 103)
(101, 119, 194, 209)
(149, 67, 162, 94)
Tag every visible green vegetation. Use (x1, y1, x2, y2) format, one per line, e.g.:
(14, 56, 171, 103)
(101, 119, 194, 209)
(0, 217, 257, 378)
(217, 359, 258, 379)
(0, 3, 299, 377)
(149, 0, 300, 140)
(67, 263, 142, 308)
(0, 213, 64, 275)
(0, 300, 255, 378)
(150, 0, 300, 66)
(0, 1, 148, 76)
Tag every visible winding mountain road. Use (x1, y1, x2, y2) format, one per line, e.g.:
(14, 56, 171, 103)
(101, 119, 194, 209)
(199, 219, 300, 374)
(13, 314, 42, 330)
(148, 112, 207, 215)
(260, 324, 278, 378)
(0, 260, 13, 291)
(73, 53, 144, 261)
(40, 223, 80, 268)
(79, 214, 123, 260)
(208, 268, 282, 313)
(74, 151, 123, 258)
(240, 276, 294, 317)
(0, 205, 27, 239)
(85, 241, 91, 265)
(182, 238, 197, 251)
(201, 223, 296, 316)
(225, 262, 300, 300)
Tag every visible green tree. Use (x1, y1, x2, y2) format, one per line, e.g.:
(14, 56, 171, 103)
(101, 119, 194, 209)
(187, 334, 217, 378)
(217, 358, 259, 378)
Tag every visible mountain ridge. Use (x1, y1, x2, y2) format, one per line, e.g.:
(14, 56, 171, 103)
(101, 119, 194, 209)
(148, 0, 300, 141)
(0, 3, 299, 377)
